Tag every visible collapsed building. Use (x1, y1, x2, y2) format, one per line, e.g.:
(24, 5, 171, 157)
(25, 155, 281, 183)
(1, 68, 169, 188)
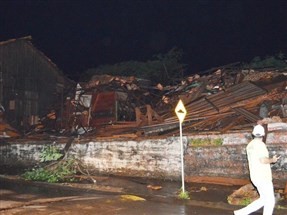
(0, 36, 286, 139)
(18, 68, 285, 139)
(62, 68, 287, 138)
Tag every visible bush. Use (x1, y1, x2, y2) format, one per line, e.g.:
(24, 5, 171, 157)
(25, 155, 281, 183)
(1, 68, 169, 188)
(22, 145, 77, 183)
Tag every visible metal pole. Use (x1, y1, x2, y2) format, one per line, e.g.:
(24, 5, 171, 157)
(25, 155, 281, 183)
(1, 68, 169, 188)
(179, 121, 185, 193)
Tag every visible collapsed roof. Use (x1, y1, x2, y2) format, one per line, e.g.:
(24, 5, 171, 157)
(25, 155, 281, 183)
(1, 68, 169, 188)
(62, 68, 287, 138)
(1, 67, 286, 139)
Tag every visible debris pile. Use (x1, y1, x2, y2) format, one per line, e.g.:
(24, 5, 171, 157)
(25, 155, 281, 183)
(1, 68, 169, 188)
(0, 107, 20, 138)
(2, 68, 287, 139)
(227, 183, 259, 205)
(141, 69, 287, 136)
(228, 183, 285, 205)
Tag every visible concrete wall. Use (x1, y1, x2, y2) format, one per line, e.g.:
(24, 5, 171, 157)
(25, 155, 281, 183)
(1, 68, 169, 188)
(185, 131, 287, 182)
(0, 131, 286, 184)
(73, 137, 185, 179)
(0, 137, 186, 180)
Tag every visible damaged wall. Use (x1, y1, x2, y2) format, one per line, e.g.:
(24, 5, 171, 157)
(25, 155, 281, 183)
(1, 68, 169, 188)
(0, 132, 286, 185)
(77, 137, 184, 179)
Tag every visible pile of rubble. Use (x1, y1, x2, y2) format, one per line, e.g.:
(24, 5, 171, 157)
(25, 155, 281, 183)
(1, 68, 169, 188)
(63, 68, 287, 138)
(143, 68, 287, 136)
(1, 68, 287, 139)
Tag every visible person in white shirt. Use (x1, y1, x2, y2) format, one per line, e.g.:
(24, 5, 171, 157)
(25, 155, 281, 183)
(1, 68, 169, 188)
(234, 124, 281, 215)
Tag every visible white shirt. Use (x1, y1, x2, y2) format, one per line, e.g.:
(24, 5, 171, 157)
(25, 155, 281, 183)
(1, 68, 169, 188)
(246, 137, 272, 182)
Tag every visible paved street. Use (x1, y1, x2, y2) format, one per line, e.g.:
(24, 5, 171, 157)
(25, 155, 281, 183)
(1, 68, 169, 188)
(0, 175, 286, 215)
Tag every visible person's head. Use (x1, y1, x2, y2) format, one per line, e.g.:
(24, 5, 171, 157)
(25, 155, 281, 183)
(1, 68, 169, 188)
(252, 124, 265, 138)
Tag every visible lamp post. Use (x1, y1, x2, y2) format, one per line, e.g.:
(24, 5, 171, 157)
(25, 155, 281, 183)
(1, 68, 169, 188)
(175, 99, 187, 193)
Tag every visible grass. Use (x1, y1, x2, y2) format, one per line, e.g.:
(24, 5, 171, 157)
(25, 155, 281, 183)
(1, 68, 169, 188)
(189, 138, 223, 147)
(178, 190, 190, 200)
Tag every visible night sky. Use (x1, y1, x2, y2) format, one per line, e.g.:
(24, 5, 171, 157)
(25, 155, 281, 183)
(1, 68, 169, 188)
(1, 0, 287, 80)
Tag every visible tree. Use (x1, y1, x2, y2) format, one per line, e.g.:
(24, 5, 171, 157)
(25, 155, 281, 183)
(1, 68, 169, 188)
(243, 53, 287, 69)
(83, 47, 187, 85)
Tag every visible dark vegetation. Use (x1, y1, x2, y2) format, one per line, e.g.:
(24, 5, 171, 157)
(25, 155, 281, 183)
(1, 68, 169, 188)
(82, 49, 287, 85)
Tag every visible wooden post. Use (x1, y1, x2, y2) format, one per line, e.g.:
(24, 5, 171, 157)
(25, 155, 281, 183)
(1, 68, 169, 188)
(146, 105, 153, 125)
(135, 107, 142, 125)
(284, 181, 287, 199)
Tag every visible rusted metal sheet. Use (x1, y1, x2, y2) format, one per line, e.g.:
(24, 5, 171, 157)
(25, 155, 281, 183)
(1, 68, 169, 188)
(164, 81, 267, 123)
(89, 91, 117, 126)
(232, 107, 261, 123)
(206, 81, 267, 110)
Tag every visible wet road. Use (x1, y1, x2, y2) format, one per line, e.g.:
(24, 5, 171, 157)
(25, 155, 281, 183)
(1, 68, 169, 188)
(0, 175, 285, 215)
(1, 193, 233, 215)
